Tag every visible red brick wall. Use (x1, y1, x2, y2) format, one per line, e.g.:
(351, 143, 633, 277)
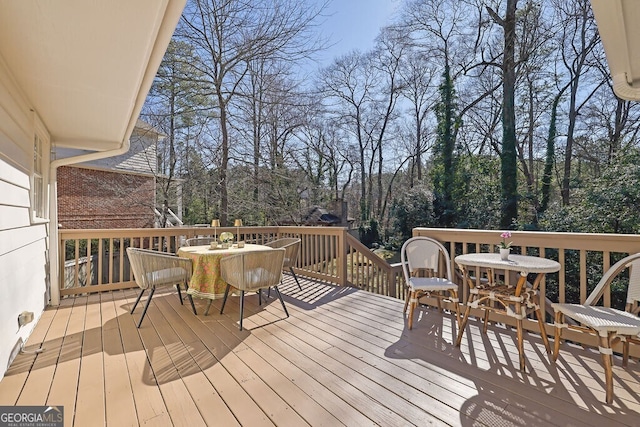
(58, 166, 156, 229)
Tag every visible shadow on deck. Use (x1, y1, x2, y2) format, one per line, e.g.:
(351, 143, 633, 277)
(1, 274, 639, 426)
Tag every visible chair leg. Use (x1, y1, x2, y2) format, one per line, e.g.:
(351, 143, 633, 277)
(220, 284, 231, 314)
(185, 284, 197, 315)
(534, 306, 551, 354)
(137, 287, 156, 328)
(290, 267, 302, 290)
(204, 299, 213, 316)
(176, 284, 184, 305)
(131, 288, 145, 314)
(553, 311, 563, 361)
(403, 290, 410, 314)
(599, 332, 616, 404)
(516, 317, 525, 372)
(450, 290, 461, 328)
(273, 286, 289, 318)
(456, 303, 473, 347)
(482, 310, 490, 334)
(407, 290, 417, 330)
(258, 289, 262, 306)
(239, 290, 245, 331)
(623, 340, 630, 367)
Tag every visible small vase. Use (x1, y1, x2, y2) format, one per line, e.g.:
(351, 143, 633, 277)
(500, 248, 510, 260)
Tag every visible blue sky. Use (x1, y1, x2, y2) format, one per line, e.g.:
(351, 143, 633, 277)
(314, 0, 400, 65)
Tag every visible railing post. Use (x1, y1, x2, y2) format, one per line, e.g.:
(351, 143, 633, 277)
(387, 270, 396, 298)
(337, 228, 347, 286)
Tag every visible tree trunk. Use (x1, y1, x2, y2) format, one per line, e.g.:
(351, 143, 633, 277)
(540, 93, 562, 214)
(498, 0, 519, 227)
(218, 93, 229, 226)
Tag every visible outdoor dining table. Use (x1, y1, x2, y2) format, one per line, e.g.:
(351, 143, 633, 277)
(454, 252, 561, 372)
(177, 243, 273, 313)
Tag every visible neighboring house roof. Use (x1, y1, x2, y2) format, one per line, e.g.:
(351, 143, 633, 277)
(591, 0, 640, 100)
(303, 207, 342, 225)
(54, 120, 162, 177)
(0, 1, 186, 150)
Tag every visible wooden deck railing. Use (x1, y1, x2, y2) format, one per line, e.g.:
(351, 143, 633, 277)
(345, 233, 404, 297)
(59, 226, 640, 355)
(59, 226, 403, 296)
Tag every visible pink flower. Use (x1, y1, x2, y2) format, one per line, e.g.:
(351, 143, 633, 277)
(499, 231, 513, 249)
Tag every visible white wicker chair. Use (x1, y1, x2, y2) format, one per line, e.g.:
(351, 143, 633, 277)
(400, 236, 460, 330)
(552, 252, 640, 403)
(264, 238, 302, 290)
(127, 248, 197, 328)
(219, 248, 288, 330)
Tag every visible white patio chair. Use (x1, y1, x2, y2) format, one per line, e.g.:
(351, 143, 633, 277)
(219, 248, 288, 330)
(400, 236, 460, 330)
(552, 252, 640, 403)
(264, 238, 302, 290)
(127, 247, 197, 328)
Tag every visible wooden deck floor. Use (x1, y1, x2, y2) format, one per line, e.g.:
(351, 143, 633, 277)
(1, 275, 639, 426)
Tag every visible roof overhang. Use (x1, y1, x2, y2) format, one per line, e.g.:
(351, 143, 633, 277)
(591, 0, 640, 100)
(0, 0, 186, 150)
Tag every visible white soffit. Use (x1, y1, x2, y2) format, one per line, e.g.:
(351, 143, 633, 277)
(0, 0, 185, 150)
(591, 0, 640, 100)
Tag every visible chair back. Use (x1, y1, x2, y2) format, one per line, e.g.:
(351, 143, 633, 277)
(186, 237, 215, 246)
(126, 247, 191, 290)
(264, 238, 300, 268)
(585, 252, 640, 307)
(401, 236, 453, 283)
(220, 248, 285, 292)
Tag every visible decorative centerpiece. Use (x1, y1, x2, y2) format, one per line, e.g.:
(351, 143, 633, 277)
(498, 231, 513, 260)
(219, 231, 234, 248)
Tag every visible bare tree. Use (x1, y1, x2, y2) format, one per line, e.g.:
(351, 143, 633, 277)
(553, 0, 601, 205)
(397, 50, 437, 186)
(319, 51, 377, 221)
(370, 27, 406, 219)
(178, 0, 325, 225)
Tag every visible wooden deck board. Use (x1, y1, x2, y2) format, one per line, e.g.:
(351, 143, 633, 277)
(102, 291, 138, 427)
(1, 277, 639, 426)
(16, 296, 75, 406)
(117, 289, 174, 426)
(45, 296, 86, 427)
(74, 293, 106, 427)
(278, 284, 632, 425)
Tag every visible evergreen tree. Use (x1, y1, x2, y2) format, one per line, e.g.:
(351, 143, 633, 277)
(431, 64, 460, 227)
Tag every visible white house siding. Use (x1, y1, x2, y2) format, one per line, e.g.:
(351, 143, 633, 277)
(0, 66, 49, 380)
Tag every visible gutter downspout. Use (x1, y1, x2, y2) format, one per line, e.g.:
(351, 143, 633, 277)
(48, 139, 130, 306)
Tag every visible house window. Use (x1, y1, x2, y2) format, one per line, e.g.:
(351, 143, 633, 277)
(33, 133, 45, 219)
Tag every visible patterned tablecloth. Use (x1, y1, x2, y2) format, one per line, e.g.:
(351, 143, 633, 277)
(178, 244, 272, 300)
